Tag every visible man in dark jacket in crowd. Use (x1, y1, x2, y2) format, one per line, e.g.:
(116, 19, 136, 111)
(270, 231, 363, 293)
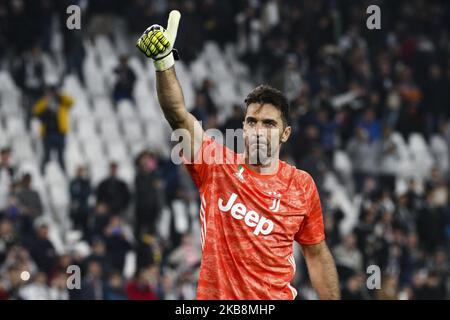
(113, 55, 136, 105)
(29, 220, 57, 276)
(0, 147, 15, 218)
(69, 165, 91, 237)
(134, 151, 162, 238)
(96, 162, 130, 216)
(11, 45, 46, 130)
(15, 173, 42, 237)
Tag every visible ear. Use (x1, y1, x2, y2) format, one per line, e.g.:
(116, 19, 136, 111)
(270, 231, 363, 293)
(281, 126, 292, 143)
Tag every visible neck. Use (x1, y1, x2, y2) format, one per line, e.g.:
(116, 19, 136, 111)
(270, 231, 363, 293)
(244, 155, 279, 175)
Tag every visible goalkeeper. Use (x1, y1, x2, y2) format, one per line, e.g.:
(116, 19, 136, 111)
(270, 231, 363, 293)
(136, 10, 340, 300)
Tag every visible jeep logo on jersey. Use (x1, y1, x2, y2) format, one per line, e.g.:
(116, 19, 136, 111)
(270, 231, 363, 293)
(218, 193, 274, 236)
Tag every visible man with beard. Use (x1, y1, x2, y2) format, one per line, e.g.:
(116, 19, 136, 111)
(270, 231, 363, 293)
(136, 10, 340, 300)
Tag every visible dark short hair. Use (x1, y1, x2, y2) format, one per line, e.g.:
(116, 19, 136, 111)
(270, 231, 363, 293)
(244, 85, 290, 126)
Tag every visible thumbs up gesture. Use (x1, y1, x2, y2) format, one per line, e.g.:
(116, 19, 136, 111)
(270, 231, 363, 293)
(136, 10, 181, 71)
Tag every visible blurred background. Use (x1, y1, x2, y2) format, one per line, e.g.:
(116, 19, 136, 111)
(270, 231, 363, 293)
(0, 0, 449, 300)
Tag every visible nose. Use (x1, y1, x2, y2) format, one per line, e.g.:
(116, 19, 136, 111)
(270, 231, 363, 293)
(252, 122, 266, 135)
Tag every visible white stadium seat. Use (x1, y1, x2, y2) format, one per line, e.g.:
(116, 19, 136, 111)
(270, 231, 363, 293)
(82, 137, 104, 164)
(117, 100, 136, 120)
(5, 115, 26, 139)
(98, 117, 121, 142)
(105, 140, 128, 163)
(75, 116, 98, 140)
(122, 119, 143, 143)
(11, 135, 34, 163)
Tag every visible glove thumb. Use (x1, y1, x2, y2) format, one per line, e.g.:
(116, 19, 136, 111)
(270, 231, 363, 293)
(166, 10, 181, 44)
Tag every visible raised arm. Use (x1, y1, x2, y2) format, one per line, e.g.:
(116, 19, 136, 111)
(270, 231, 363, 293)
(155, 67, 204, 158)
(137, 10, 204, 160)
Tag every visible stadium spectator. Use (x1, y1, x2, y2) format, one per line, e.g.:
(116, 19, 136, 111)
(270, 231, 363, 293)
(376, 125, 402, 192)
(103, 216, 133, 274)
(333, 233, 363, 282)
(135, 233, 162, 270)
(416, 191, 447, 253)
(158, 272, 179, 300)
(69, 165, 92, 237)
(357, 108, 381, 143)
(168, 233, 201, 273)
(15, 173, 43, 237)
(48, 271, 69, 300)
(134, 151, 162, 238)
(72, 260, 104, 300)
(375, 274, 399, 300)
(0, 147, 15, 218)
(113, 55, 136, 105)
(341, 273, 370, 300)
(126, 266, 158, 300)
(85, 237, 110, 282)
(33, 85, 74, 175)
(57, 0, 87, 86)
(270, 54, 303, 102)
(96, 162, 131, 216)
(87, 202, 111, 242)
(18, 272, 50, 300)
(104, 271, 127, 300)
(28, 220, 57, 276)
(11, 45, 46, 131)
(0, 219, 19, 265)
(346, 127, 377, 191)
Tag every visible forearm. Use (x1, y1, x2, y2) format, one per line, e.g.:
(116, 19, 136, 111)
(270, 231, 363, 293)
(155, 67, 188, 129)
(155, 66, 203, 159)
(303, 243, 341, 300)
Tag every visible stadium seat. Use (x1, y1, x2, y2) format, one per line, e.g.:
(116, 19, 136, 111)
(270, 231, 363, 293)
(174, 61, 195, 110)
(81, 137, 104, 164)
(89, 159, 109, 187)
(128, 56, 146, 81)
(75, 116, 98, 141)
(189, 57, 209, 89)
(136, 95, 159, 121)
(71, 96, 93, 120)
(98, 116, 122, 142)
(44, 161, 67, 186)
(333, 150, 353, 186)
(117, 100, 137, 120)
(105, 140, 128, 163)
(92, 97, 115, 120)
(65, 135, 86, 177)
(5, 115, 26, 139)
(0, 71, 21, 117)
(430, 134, 449, 173)
(122, 119, 143, 144)
(408, 133, 434, 179)
(116, 160, 135, 188)
(0, 125, 8, 148)
(83, 49, 108, 96)
(172, 199, 189, 234)
(11, 135, 34, 163)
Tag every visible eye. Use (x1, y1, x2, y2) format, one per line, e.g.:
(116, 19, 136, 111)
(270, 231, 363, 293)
(247, 119, 256, 125)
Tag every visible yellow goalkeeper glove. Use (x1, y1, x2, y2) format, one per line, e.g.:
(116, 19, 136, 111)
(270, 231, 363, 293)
(136, 10, 181, 71)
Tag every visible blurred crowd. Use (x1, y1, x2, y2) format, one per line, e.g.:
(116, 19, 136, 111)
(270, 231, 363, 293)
(1, 0, 450, 300)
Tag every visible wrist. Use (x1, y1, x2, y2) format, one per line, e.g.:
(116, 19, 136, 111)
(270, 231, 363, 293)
(153, 52, 175, 71)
